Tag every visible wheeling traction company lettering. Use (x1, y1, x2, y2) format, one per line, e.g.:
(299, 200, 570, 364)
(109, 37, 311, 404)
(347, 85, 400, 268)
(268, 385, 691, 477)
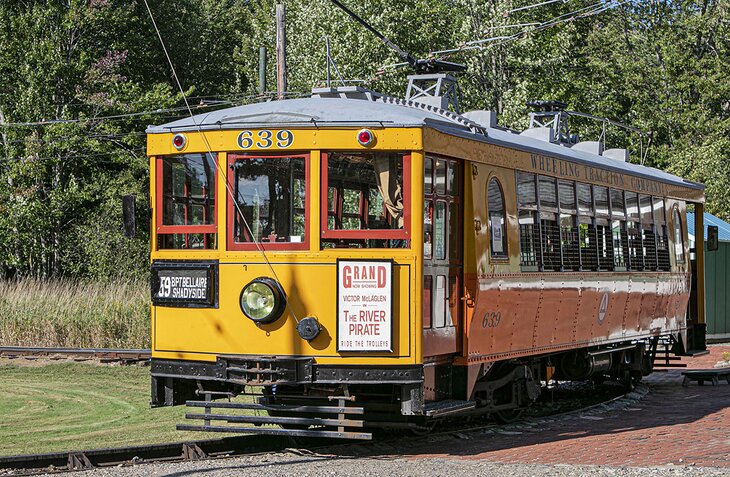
(529, 153, 668, 196)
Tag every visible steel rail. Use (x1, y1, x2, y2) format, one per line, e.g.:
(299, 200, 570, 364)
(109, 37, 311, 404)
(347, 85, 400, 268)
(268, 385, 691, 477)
(0, 434, 303, 475)
(0, 346, 151, 362)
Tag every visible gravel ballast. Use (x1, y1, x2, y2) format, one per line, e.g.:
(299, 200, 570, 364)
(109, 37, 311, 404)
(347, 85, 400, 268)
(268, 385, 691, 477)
(33, 452, 730, 477)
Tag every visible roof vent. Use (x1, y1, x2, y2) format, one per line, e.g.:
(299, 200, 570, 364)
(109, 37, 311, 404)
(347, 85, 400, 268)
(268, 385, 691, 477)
(603, 148, 629, 162)
(462, 110, 498, 128)
(571, 141, 604, 155)
(521, 126, 557, 143)
(311, 85, 381, 101)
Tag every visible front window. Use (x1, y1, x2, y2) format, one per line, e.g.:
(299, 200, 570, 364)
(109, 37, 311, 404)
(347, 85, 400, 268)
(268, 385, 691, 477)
(322, 151, 410, 248)
(229, 153, 308, 250)
(157, 153, 217, 249)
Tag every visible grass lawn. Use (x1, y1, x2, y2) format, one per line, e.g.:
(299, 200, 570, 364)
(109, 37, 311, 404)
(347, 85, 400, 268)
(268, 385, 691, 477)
(0, 361, 223, 456)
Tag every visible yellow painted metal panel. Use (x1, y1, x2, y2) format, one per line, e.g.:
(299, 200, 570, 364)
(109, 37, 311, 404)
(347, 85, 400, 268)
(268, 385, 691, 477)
(309, 150, 322, 253)
(152, 260, 417, 365)
(147, 128, 423, 156)
(150, 155, 157, 252)
(410, 151, 425, 362)
(217, 152, 228, 252)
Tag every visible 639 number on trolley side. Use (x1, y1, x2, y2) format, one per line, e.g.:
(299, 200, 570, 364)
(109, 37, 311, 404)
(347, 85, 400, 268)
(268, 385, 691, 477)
(237, 129, 294, 150)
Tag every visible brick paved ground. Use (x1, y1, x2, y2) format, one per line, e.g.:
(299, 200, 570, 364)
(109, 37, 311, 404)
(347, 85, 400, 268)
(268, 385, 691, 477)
(393, 345, 730, 468)
(36, 346, 730, 477)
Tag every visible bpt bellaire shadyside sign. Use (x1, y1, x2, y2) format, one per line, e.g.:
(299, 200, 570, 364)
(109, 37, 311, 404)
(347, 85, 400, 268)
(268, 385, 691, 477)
(337, 260, 393, 352)
(151, 261, 218, 308)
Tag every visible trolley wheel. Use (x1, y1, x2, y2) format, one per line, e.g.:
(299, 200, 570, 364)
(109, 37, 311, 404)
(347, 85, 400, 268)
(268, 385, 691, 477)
(493, 409, 524, 424)
(409, 420, 436, 436)
(621, 370, 635, 392)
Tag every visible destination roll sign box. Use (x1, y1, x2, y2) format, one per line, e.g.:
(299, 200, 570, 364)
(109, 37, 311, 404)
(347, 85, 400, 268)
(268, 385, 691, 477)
(337, 260, 393, 352)
(151, 262, 217, 308)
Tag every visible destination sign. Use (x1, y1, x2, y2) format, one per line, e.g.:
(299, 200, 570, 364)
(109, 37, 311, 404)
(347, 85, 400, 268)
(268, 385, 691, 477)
(151, 262, 217, 307)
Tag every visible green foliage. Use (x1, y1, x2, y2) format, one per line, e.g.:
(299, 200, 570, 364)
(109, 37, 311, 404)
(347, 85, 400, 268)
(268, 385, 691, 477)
(0, 0, 251, 280)
(1, 0, 728, 283)
(242, 0, 466, 96)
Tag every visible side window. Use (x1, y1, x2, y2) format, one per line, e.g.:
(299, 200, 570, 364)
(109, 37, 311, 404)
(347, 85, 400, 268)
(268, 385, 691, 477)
(673, 207, 685, 264)
(487, 177, 507, 258)
(610, 189, 628, 269)
(593, 186, 614, 270)
(516, 171, 539, 268)
(625, 192, 642, 270)
(640, 194, 657, 270)
(539, 175, 560, 271)
(424, 156, 460, 262)
(424, 157, 434, 259)
(578, 183, 598, 271)
(655, 197, 670, 271)
(558, 180, 578, 270)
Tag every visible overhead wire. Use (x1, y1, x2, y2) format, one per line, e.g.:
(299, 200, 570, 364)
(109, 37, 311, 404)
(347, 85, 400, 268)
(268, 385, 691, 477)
(379, 0, 621, 67)
(507, 0, 566, 15)
(3, 149, 146, 163)
(0, 103, 232, 128)
(0, 90, 311, 129)
(427, 0, 631, 58)
(0, 96, 292, 161)
(483, 22, 541, 31)
(141, 0, 303, 324)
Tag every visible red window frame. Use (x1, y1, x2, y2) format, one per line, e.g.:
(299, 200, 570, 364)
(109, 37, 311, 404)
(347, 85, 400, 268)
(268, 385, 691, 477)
(155, 154, 218, 247)
(320, 151, 411, 241)
(227, 152, 310, 251)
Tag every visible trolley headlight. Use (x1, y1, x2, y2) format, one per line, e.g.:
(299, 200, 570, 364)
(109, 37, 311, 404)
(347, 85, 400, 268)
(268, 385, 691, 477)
(239, 277, 286, 324)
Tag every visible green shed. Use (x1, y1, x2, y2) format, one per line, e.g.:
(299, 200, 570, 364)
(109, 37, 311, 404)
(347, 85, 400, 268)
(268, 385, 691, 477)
(688, 212, 730, 341)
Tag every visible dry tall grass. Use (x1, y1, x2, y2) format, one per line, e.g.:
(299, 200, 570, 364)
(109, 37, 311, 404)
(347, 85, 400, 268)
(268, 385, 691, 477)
(0, 279, 149, 348)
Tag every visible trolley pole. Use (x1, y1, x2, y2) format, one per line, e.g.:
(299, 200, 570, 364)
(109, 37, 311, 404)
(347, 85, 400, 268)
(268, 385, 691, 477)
(258, 47, 267, 95)
(276, 3, 287, 100)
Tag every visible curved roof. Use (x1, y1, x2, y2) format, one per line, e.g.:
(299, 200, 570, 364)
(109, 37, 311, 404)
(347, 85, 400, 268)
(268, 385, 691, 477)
(147, 94, 703, 192)
(146, 97, 460, 132)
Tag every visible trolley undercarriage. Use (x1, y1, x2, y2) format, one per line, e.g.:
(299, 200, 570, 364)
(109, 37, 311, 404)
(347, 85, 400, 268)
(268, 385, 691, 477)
(151, 338, 669, 439)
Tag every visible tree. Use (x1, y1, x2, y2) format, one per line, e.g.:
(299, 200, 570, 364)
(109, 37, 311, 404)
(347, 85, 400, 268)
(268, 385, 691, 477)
(0, 0, 252, 279)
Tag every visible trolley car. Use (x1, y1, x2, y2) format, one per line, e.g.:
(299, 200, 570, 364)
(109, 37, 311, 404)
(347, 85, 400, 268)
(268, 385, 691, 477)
(144, 78, 707, 439)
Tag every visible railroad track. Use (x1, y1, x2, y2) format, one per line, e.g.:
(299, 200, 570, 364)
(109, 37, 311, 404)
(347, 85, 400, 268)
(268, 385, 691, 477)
(0, 348, 647, 473)
(0, 382, 647, 475)
(0, 434, 300, 475)
(0, 347, 150, 363)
